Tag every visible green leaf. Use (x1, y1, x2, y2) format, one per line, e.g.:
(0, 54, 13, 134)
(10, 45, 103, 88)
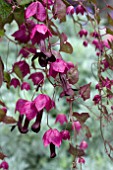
(18, 0, 33, 5)
(106, 28, 113, 35)
(0, 109, 6, 122)
(88, 0, 96, 4)
(13, 65, 23, 81)
(14, 7, 25, 25)
(107, 13, 113, 26)
(60, 42, 73, 54)
(3, 71, 11, 89)
(0, 29, 4, 36)
(0, 1, 12, 20)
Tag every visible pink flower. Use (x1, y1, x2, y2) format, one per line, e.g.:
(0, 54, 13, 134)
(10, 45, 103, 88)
(0, 161, 9, 170)
(12, 24, 30, 43)
(29, 72, 44, 85)
(43, 129, 62, 158)
(60, 130, 70, 140)
(78, 157, 85, 164)
(76, 5, 86, 15)
(49, 58, 74, 78)
(83, 41, 88, 47)
(42, 0, 54, 9)
(30, 24, 52, 44)
(21, 82, 31, 91)
(78, 29, 88, 37)
(10, 78, 20, 88)
(102, 77, 111, 89)
(19, 101, 37, 120)
(72, 121, 82, 133)
(93, 94, 101, 104)
(19, 47, 36, 58)
(101, 59, 109, 71)
(43, 129, 62, 147)
(66, 6, 75, 15)
(15, 99, 28, 114)
(15, 99, 38, 133)
(55, 114, 68, 125)
(13, 60, 30, 78)
(34, 94, 55, 112)
(80, 140, 88, 150)
(25, 1, 46, 21)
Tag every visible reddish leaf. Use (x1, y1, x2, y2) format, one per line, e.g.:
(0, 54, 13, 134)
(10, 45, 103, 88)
(0, 100, 5, 107)
(84, 125, 92, 138)
(0, 152, 6, 160)
(68, 144, 85, 157)
(67, 65, 79, 84)
(53, 0, 66, 21)
(73, 112, 90, 124)
(3, 116, 17, 124)
(79, 83, 91, 101)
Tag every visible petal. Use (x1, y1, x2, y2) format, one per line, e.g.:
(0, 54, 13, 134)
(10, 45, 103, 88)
(36, 2, 46, 21)
(49, 129, 62, 147)
(25, 2, 37, 19)
(43, 129, 52, 147)
(21, 101, 37, 120)
(15, 99, 28, 114)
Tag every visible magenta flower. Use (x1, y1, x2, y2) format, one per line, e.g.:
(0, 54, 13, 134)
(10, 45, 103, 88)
(43, 129, 62, 147)
(66, 6, 75, 15)
(55, 114, 68, 125)
(49, 58, 74, 78)
(30, 24, 52, 44)
(60, 130, 70, 140)
(29, 72, 44, 85)
(93, 94, 101, 105)
(72, 121, 82, 133)
(10, 78, 20, 88)
(25, 1, 46, 21)
(15, 99, 37, 133)
(12, 24, 30, 43)
(34, 94, 55, 112)
(79, 140, 88, 150)
(76, 5, 86, 15)
(19, 47, 36, 58)
(18, 101, 37, 120)
(13, 60, 30, 78)
(101, 59, 109, 71)
(78, 157, 85, 164)
(42, 0, 54, 8)
(78, 29, 88, 37)
(21, 82, 31, 91)
(0, 161, 9, 170)
(43, 129, 62, 158)
(102, 77, 111, 89)
(83, 40, 88, 47)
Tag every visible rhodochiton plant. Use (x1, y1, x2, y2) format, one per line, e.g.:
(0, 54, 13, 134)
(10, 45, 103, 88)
(0, 0, 113, 169)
